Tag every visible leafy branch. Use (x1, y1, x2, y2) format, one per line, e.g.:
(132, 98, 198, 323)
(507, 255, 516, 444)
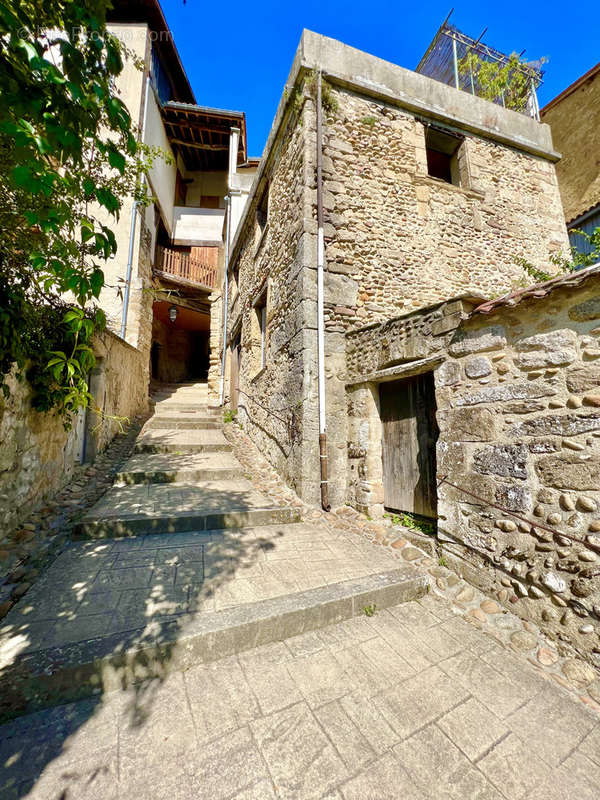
(0, 0, 161, 421)
(514, 226, 600, 286)
(459, 51, 544, 112)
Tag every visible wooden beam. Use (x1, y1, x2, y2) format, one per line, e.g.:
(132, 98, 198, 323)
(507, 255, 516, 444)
(162, 118, 233, 136)
(169, 138, 228, 152)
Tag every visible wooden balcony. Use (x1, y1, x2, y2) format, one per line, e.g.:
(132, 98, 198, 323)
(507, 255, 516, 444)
(155, 245, 219, 290)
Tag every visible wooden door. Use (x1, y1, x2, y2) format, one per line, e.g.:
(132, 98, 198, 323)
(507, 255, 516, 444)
(229, 338, 241, 411)
(380, 373, 438, 517)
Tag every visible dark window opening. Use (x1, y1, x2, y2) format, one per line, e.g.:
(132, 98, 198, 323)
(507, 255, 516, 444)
(425, 127, 464, 186)
(256, 184, 269, 233)
(151, 47, 173, 105)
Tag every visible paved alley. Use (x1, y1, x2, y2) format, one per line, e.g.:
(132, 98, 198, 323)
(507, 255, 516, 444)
(1, 593, 599, 799)
(0, 383, 599, 799)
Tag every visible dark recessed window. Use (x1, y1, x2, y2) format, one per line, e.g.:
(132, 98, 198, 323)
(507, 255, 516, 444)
(256, 184, 269, 234)
(425, 126, 464, 186)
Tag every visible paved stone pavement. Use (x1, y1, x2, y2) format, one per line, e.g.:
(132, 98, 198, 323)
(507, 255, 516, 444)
(0, 522, 398, 656)
(1, 593, 600, 799)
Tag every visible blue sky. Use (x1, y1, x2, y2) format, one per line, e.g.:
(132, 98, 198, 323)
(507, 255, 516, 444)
(162, 0, 598, 158)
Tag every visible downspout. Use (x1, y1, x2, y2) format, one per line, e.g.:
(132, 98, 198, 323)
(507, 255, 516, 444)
(121, 75, 151, 339)
(219, 195, 231, 405)
(219, 126, 240, 405)
(316, 71, 330, 512)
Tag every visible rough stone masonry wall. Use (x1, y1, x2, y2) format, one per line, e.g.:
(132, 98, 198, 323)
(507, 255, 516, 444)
(227, 97, 313, 499)
(0, 330, 148, 538)
(436, 276, 600, 664)
(345, 299, 469, 513)
(542, 67, 600, 223)
(322, 85, 569, 328)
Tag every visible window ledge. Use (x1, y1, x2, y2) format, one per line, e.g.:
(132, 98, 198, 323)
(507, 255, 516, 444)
(254, 222, 269, 257)
(412, 173, 485, 201)
(250, 365, 267, 384)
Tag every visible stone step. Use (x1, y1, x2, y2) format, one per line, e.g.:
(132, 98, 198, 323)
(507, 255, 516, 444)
(75, 479, 300, 537)
(0, 567, 427, 721)
(144, 417, 221, 430)
(116, 452, 245, 484)
(134, 429, 232, 454)
(75, 504, 302, 538)
(151, 404, 221, 415)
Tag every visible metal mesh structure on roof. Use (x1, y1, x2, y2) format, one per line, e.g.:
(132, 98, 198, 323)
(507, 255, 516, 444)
(416, 15, 544, 119)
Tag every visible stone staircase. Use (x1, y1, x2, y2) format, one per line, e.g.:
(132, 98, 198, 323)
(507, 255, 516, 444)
(76, 383, 300, 537)
(0, 382, 427, 720)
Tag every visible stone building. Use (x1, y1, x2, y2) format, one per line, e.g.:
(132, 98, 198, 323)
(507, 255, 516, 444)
(542, 62, 600, 256)
(223, 32, 600, 662)
(225, 30, 568, 507)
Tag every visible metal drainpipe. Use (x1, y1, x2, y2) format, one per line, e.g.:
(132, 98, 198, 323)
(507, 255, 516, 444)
(121, 76, 151, 340)
(316, 71, 330, 512)
(219, 126, 239, 405)
(219, 195, 231, 406)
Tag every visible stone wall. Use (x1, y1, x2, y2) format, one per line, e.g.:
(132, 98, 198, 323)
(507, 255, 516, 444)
(345, 299, 471, 512)
(226, 94, 314, 499)
(0, 330, 148, 538)
(542, 66, 600, 223)
(437, 273, 600, 664)
(322, 85, 569, 328)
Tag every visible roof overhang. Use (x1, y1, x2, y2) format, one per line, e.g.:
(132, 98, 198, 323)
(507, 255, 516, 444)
(161, 102, 247, 171)
(107, 0, 195, 104)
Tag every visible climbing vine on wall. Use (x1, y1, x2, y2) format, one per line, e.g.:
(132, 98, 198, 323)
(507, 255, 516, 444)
(514, 227, 600, 285)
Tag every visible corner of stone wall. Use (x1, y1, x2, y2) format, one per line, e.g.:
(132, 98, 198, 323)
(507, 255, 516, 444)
(208, 289, 223, 405)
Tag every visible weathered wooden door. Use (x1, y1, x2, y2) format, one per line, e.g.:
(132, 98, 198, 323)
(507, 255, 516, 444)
(229, 338, 241, 411)
(380, 373, 438, 517)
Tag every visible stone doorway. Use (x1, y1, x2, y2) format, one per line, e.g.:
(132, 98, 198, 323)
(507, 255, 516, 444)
(379, 373, 439, 518)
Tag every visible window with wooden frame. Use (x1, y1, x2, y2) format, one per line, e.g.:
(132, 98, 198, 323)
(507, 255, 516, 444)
(425, 126, 466, 187)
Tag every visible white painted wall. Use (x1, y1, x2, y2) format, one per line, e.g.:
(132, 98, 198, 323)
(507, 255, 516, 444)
(144, 89, 176, 235)
(98, 22, 149, 336)
(172, 207, 225, 245)
(184, 171, 228, 207)
(229, 167, 258, 239)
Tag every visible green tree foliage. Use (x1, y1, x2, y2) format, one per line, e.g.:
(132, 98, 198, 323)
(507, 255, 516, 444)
(0, 0, 154, 421)
(459, 51, 543, 113)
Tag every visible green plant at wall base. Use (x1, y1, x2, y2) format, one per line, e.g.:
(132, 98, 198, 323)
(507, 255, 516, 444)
(363, 603, 377, 617)
(0, 0, 159, 419)
(399, 513, 435, 536)
(362, 116, 377, 127)
(438, 555, 448, 567)
(223, 407, 237, 424)
(458, 51, 544, 112)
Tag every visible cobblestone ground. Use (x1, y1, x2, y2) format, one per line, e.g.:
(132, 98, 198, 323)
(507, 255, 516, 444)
(1, 593, 599, 799)
(224, 422, 600, 712)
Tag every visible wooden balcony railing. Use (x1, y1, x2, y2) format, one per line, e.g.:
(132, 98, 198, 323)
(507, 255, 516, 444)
(155, 245, 219, 289)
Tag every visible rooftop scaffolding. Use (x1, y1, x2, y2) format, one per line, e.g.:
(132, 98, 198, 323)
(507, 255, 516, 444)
(416, 12, 544, 119)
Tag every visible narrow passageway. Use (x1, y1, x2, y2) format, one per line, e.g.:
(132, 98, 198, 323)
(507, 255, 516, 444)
(0, 383, 599, 799)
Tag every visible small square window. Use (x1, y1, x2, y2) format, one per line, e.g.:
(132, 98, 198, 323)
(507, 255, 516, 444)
(425, 126, 464, 186)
